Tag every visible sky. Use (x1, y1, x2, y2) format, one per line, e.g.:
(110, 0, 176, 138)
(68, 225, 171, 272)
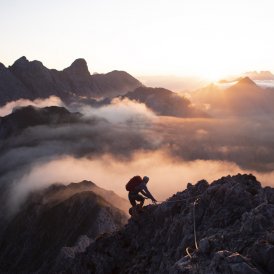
(1, 0, 274, 80)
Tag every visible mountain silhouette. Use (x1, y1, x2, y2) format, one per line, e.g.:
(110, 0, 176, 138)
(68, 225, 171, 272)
(191, 77, 274, 117)
(0, 105, 81, 139)
(0, 57, 211, 119)
(233, 76, 257, 87)
(0, 57, 142, 105)
(226, 77, 260, 95)
(0, 180, 128, 273)
(243, 71, 274, 80)
(224, 77, 273, 115)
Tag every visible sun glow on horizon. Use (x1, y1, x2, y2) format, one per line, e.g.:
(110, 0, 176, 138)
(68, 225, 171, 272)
(0, 0, 274, 78)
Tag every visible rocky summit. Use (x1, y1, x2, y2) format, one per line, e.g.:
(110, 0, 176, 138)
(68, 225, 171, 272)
(53, 174, 274, 274)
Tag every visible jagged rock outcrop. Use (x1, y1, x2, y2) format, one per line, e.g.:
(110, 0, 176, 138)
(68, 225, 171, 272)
(54, 174, 274, 274)
(10, 56, 68, 100)
(0, 180, 128, 273)
(62, 58, 97, 97)
(0, 62, 30, 102)
(0, 57, 142, 105)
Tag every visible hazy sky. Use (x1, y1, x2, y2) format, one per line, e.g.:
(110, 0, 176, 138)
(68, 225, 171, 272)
(1, 0, 274, 79)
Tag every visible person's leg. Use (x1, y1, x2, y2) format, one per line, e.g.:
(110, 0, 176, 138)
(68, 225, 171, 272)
(135, 194, 145, 207)
(128, 193, 146, 216)
(128, 192, 137, 207)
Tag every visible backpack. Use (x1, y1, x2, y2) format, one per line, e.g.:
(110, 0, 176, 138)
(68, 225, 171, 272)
(126, 176, 143, 191)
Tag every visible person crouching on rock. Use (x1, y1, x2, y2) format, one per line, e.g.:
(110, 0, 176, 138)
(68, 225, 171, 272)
(125, 175, 157, 215)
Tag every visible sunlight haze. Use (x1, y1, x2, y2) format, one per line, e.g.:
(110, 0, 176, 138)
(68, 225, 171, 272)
(1, 0, 274, 80)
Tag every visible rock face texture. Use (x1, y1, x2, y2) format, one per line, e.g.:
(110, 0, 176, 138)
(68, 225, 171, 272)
(0, 62, 30, 103)
(0, 180, 128, 273)
(54, 174, 274, 274)
(0, 57, 142, 105)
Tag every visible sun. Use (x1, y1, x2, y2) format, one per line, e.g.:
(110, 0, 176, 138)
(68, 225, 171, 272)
(199, 69, 231, 83)
(183, 62, 234, 83)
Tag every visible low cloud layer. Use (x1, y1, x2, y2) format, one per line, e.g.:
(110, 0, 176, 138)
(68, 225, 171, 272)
(1, 96, 274, 215)
(0, 96, 63, 117)
(4, 152, 243, 211)
(8, 152, 274, 214)
(79, 98, 156, 123)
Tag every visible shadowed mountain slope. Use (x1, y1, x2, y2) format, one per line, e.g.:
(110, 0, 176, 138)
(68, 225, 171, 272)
(123, 86, 208, 118)
(0, 105, 81, 139)
(0, 180, 128, 273)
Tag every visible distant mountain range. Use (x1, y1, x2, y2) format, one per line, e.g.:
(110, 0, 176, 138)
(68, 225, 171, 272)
(191, 77, 274, 116)
(218, 71, 274, 83)
(0, 57, 142, 105)
(2, 57, 273, 109)
(0, 180, 128, 273)
(0, 57, 209, 118)
(243, 70, 274, 80)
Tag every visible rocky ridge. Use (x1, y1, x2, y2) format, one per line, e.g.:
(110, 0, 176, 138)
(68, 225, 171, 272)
(0, 57, 142, 105)
(54, 174, 274, 274)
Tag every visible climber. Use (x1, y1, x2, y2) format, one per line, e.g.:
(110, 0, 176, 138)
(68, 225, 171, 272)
(126, 176, 157, 215)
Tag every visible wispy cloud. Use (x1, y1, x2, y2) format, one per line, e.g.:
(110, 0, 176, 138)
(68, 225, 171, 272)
(0, 96, 64, 117)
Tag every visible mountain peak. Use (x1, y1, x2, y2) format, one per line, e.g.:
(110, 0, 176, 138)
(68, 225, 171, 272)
(234, 77, 257, 88)
(71, 58, 88, 67)
(12, 56, 29, 67)
(65, 58, 90, 76)
(11, 57, 45, 70)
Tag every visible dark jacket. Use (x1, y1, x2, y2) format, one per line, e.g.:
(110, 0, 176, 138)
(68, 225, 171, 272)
(132, 182, 156, 201)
